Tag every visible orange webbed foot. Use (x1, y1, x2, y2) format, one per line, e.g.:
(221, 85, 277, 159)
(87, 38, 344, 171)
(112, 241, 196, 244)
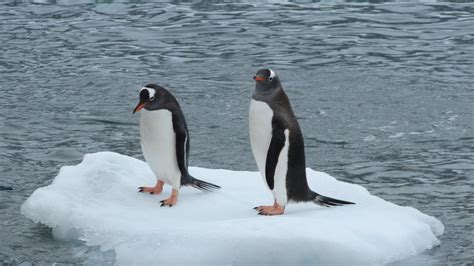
(253, 201, 279, 213)
(253, 205, 275, 212)
(258, 207, 285, 216)
(160, 189, 178, 207)
(256, 202, 285, 216)
(138, 180, 164, 195)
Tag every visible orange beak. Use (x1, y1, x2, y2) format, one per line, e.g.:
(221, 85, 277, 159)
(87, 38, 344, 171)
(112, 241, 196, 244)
(133, 102, 145, 113)
(253, 75, 266, 82)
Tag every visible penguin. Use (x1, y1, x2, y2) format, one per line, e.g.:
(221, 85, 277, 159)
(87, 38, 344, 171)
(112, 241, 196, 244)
(133, 84, 220, 207)
(249, 69, 354, 215)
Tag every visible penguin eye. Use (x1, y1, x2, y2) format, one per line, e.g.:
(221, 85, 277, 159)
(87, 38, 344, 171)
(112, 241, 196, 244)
(268, 77, 273, 81)
(150, 96, 155, 101)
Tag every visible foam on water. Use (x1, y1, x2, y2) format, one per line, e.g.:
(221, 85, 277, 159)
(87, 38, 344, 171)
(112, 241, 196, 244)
(21, 152, 443, 265)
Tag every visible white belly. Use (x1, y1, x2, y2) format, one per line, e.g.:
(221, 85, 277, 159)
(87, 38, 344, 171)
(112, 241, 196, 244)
(249, 99, 289, 205)
(140, 109, 181, 189)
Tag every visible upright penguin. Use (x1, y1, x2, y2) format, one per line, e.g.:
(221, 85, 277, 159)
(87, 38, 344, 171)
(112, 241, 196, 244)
(133, 84, 220, 207)
(249, 69, 354, 215)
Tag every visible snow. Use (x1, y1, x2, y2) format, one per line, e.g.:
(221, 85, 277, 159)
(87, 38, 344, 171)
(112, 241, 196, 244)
(21, 152, 444, 265)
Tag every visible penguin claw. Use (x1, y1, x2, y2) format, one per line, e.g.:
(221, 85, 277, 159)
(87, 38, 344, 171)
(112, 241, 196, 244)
(159, 199, 176, 207)
(138, 186, 163, 195)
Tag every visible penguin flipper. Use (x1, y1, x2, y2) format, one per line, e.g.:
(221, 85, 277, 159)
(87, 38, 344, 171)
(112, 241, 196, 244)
(173, 119, 189, 178)
(265, 120, 286, 190)
(311, 192, 355, 207)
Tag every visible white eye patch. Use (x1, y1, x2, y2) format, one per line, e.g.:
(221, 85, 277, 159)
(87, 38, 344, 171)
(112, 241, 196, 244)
(268, 69, 276, 80)
(140, 87, 156, 100)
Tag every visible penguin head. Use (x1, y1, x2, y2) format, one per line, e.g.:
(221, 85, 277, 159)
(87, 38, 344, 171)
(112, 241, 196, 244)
(133, 84, 165, 113)
(253, 68, 280, 94)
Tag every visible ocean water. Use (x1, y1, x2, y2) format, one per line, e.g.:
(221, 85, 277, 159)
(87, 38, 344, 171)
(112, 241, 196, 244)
(0, 0, 473, 264)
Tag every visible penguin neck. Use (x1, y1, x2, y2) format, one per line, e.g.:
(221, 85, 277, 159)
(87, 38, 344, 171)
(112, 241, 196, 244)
(252, 85, 283, 104)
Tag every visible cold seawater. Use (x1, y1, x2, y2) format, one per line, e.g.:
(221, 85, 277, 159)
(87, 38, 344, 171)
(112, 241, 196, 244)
(1, 0, 473, 265)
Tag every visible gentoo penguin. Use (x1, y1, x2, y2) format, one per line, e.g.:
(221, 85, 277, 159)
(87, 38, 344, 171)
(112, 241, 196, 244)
(249, 69, 354, 215)
(133, 84, 220, 207)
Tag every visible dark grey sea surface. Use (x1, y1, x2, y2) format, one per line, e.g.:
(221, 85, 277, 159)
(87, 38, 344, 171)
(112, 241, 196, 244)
(1, 0, 473, 264)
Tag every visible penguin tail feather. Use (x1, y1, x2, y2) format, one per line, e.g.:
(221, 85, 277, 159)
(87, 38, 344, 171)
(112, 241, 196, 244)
(311, 192, 354, 207)
(187, 176, 221, 192)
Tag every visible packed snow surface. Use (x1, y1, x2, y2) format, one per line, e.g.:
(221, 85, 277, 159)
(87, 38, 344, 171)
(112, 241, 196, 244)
(22, 152, 443, 265)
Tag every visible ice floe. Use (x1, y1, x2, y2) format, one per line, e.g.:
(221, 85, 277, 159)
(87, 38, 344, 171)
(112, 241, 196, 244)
(22, 152, 443, 265)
